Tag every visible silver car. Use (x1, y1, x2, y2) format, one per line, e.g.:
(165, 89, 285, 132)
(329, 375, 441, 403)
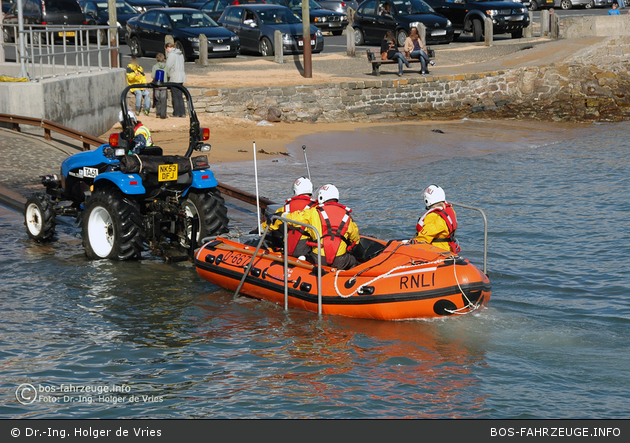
(317, 0, 359, 14)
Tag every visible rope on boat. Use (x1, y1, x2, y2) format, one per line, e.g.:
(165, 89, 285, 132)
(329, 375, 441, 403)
(333, 258, 449, 298)
(444, 259, 481, 315)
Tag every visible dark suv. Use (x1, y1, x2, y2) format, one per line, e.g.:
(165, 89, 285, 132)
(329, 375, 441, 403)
(3, 0, 85, 41)
(424, 0, 529, 41)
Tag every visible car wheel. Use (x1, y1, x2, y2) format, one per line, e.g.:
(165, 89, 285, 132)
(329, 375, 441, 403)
(585, 0, 594, 8)
(472, 19, 484, 42)
(130, 36, 143, 57)
(354, 27, 365, 45)
(24, 192, 56, 242)
(175, 40, 189, 61)
(97, 28, 108, 46)
(396, 29, 408, 48)
(529, 0, 538, 10)
(82, 188, 144, 260)
(259, 36, 273, 56)
(560, 0, 572, 9)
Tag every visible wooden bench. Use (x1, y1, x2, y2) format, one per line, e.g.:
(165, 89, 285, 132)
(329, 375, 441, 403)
(366, 47, 435, 76)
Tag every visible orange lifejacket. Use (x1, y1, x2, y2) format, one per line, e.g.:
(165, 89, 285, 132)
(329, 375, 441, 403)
(309, 202, 355, 266)
(416, 203, 460, 253)
(283, 195, 315, 256)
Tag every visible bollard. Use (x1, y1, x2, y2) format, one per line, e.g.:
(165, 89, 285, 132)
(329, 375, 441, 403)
(550, 13, 559, 40)
(274, 30, 283, 63)
(524, 11, 533, 38)
(346, 7, 355, 23)
(165, 35, 174, 46)
(541, 10, 549, 37)
(346, 25, 355, 56)
(418, 23, 426, 48)
(484, 16, 493, 46)
(198, 34, 208, 65)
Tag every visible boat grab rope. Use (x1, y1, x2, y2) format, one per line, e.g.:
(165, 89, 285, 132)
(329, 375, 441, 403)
(333, 258, 449, 298)
(444, 261, 481, 315)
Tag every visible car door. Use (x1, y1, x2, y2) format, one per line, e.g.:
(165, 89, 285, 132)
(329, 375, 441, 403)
(426, 0, 465, 31)
(220, 7, 246, 48)
(355, 0, 379, 43)
(239, 8, 261, 52)
(150, 11, 172, 53)
(374, 0, 396, 40)
(135, 10, 159, 52)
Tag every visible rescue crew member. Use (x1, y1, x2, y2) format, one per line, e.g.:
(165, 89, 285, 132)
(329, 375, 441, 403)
(285, 184, 360, 270)
(118, 110, 153, 155)
(414, 184, 460, 253)
(261, 177, 317, 258)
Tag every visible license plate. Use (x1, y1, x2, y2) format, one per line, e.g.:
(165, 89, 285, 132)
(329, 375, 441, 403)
(330, 22, 341, 27)
(82, 167, 98, 178)
(158, 164, 177, 182)
(508, 15, 524, 21)
(212, 44, 230, 51)
(431, 29, 447, 36)
(298, 40, 315, 46)
(59, 31, 75, 37)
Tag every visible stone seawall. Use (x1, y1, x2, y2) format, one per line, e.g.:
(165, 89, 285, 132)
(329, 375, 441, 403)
(187, 37, 630, 124)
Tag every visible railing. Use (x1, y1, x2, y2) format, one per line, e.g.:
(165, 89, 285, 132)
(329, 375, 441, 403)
(450, 202, 488, 275)
(234, 215, 324, 315)
(1, 24, 119, 81)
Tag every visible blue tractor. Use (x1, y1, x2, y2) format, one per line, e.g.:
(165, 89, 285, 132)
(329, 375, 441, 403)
(23, 83, 229, 262)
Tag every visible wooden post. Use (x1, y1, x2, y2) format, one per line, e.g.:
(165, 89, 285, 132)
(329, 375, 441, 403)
(274, 30, 283, 63)
(524, 11, 533, 38)
(484, 17, 493, 46)
(198, 34, 208, 65)
(302, 1, 312, 78)
(346, 25, 355, 56)
(107, 0, 118, 67)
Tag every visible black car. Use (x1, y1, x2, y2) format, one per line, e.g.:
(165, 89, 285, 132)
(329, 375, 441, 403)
(126, 0, 167, 12)
(2, 0, 16, 13)
(78, 0, 140, 43)
(352, 0, 453, 47)
(265, 0, 348, 35)
(3, 0, 86, 42)
(126, 7, 239, 60)
(217, 4, 324, 56)
(200, 0, 266, 21)
(424, 0, 529, 41)
(162, 0, 207, 8)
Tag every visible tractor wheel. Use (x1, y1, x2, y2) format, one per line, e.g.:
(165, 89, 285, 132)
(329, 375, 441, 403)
(82, 188, 144, 260)
(182, 189, 229, 246)
(24, 192, 56, 242)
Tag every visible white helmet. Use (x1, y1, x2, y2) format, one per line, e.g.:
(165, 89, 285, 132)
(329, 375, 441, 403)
(423, 184, 446, 208)
(317, 184, 339, 204)
(293, 176, 313, 196)
(118, 110, 136, 123)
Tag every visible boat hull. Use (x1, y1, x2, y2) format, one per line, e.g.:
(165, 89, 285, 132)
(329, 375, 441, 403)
(195, 236, 491, 321)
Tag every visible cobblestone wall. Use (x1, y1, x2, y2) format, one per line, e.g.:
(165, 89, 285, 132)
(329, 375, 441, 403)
(187, 37, 630, 124)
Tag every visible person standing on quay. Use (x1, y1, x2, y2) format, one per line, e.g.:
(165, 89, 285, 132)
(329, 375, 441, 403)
(165, 43, 187, 118)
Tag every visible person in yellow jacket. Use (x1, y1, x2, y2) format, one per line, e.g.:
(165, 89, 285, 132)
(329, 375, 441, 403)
(118, 110, 153, 154)
(284, 184, 360, 270)
(261, 177, 316, 258)
(414, 184, 461, 254)
(126, 57, 151, 116)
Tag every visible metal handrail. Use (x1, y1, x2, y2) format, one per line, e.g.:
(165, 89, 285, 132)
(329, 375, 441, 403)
(449, 202, 488, 275)
(234, 215, 323, 315)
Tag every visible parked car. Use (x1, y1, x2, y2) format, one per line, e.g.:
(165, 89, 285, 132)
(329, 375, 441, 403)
(352, 0, 454, 47)
(126, 0, 167, 12)
(557, 0, 591, 8)
(162, 0, 206, 8)
(424, 0, 529, 41)
(2, 0, 17, 14)
(586, 0, 613, 7)
(126, 7, 239, 60)
(217, 4, 324, 56)
(526, 0, 555, 10)
(200, 0, 266, 21)
(78, 0, 140, 43)
(265, 0, 348, 35)
(3, 0, 86, 43)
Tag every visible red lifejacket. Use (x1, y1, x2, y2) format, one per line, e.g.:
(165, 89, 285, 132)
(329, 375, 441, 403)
(416, 203, 460, 253)
(283, 195, 315, 256)
(309, 202, 354, 266)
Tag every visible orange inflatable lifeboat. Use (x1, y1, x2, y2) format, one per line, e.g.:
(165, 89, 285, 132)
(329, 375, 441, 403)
(194, 235, 491, 321)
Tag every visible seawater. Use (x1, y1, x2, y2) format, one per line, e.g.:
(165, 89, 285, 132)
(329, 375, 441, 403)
(1, 119, 629, 419)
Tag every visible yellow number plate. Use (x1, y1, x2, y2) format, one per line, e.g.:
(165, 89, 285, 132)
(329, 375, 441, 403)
(158, 164, 178, 182)
(59, 32, 76, 37)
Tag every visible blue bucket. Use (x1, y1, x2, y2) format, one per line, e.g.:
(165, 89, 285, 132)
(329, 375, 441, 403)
(154, 69, 165, 85)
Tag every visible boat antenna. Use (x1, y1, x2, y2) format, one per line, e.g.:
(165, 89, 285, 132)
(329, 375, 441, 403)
(253, 141, 261, 236)
(302, 145, 312, 182)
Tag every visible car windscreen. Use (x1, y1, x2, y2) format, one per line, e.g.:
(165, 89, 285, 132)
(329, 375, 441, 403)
(258, 7, 301, 24)
(96, 2, 138, 13)
(393, 0, 435, 15)
(168, 11, 219, 28)
(45, 0, 84, 12)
